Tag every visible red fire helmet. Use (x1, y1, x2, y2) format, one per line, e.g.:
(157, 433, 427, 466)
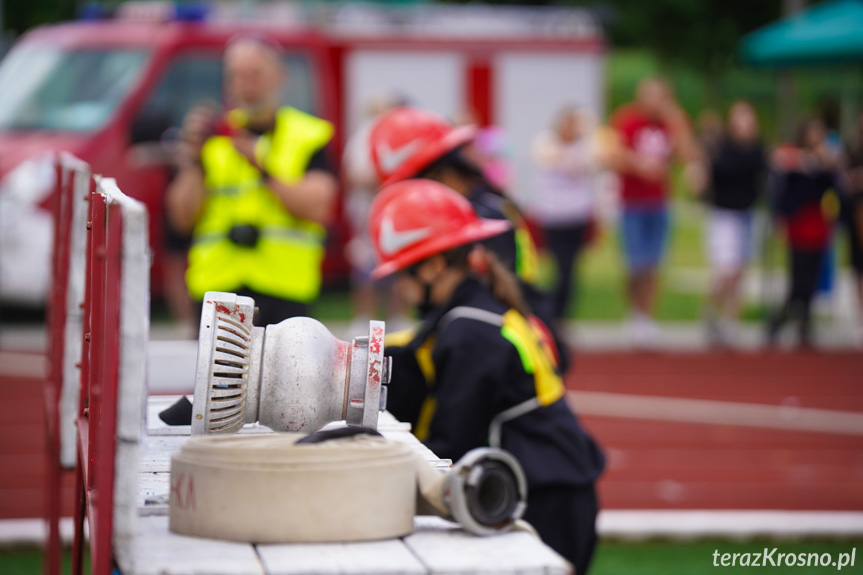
(369, 179, 511, 280)
(369, 107, 477, 188)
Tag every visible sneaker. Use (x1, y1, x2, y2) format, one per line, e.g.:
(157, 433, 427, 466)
(713, 318, 740, 349)
(706, 315, 723, 347)
(628, 314, 661, 350)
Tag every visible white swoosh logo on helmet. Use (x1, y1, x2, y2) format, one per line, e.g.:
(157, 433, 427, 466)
(378, 216, 431, 256)
(376, 139, 423, 174)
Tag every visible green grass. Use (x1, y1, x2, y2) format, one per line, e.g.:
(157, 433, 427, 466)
(0, 547, 88, 575)
(592, 539, 863, 575)
(311, 289, 355, 322)
(557, 194, 711, 322)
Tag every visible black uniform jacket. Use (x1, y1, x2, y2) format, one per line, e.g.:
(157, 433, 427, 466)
(468, 183, 520, 272)
(386, 278, 605, 489)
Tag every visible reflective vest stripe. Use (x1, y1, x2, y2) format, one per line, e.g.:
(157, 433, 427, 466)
(193, 227, 326, 245)
(438, 306, 504, 331)
(413, 337, 437, 442)
(514, 227, 538, 283)
(488, 397, 540, 448)
(501, 200, 539, 284)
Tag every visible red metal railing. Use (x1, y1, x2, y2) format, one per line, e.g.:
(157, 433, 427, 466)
(46, 157, 138, 575)
(44, 159, 74, 575)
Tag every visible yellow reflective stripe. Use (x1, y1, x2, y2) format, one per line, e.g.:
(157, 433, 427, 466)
(413, 336, 437, 442)
(414, 396, 436, 442)
(501, 325, 535, 374)
(416, 337, 436, 385)
(822, 188, 840, 220)
(382, 329, 437, 441)
(502, 310, 564, 407)
(514, 227, 538, 283)
(385, 328, 418, 348)
(501, 199, 539, 284)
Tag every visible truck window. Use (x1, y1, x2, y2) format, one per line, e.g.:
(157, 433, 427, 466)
(139, 50, 318, 133)
(281, 52, 318, 117)
(138, 51, 223, 130)
(0, 46, 149, 132)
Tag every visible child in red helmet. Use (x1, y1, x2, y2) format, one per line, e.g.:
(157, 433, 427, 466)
(371, 179, 605, 574)
(369, 106, 568, 366)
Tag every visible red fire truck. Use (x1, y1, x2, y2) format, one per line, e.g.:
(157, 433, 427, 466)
(0, 1, 604, 307)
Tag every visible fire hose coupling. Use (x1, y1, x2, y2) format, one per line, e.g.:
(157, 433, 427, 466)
(191, 291, 391, 435)
(441, 448, 527, 536)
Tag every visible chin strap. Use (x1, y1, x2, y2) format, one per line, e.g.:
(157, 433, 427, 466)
(417, 280, 435, 316)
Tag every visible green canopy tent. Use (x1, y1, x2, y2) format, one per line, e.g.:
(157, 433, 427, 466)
(740, 0, 863, 142)
(741, 0, 863, 66)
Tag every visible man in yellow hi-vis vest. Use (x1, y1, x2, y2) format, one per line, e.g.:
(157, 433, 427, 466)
(166, 35, 337, 325)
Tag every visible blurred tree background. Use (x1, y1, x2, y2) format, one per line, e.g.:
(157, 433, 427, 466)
(3, 0, 858, 142)
(2, 0, 76, 35)
(443, 0, 861, 143)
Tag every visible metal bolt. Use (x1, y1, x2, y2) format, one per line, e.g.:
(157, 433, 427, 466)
(83, 408, 89, 417)
(84, 332, 91, 342)
(86, 221, 92, 231)
(195, 414, 203, 420)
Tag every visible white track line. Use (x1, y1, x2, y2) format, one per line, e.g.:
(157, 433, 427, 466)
(0, 351, 47, 379)
(0, 517, 81, 547)
(3, 512, 862, 546)
(597, 510, 863, 539)
(568, 391, 863, 436)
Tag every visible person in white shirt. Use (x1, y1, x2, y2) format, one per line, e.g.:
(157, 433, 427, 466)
(342, 94, 409, 331)
(528, 107, 602, 320)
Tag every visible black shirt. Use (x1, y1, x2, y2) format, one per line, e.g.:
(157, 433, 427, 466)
(305, 145, 337, 176)
(467, 184, 519, 271)
(709, 137, 767, 211)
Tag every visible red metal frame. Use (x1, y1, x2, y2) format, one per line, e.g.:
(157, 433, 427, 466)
(44, 159, 124, 575)
(466, 59, 494, 127)
(44, 161, 76, 575)
(69, 180, 124, 575)
(41, 171, 126, 575)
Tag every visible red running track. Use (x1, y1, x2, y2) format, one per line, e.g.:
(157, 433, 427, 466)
(0, 371, 75, 519)
(0, 350, 861, 519)
(568, 351, 863, 511)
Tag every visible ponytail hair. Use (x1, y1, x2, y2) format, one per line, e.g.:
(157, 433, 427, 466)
(480, 248, 532, 318)
(443, 245, 531, 317)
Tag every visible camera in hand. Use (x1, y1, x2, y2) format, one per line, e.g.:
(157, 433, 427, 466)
(227, 224, 260, 247)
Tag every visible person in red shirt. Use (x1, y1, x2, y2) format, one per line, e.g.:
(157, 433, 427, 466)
(609, 78, 700, 346)
(768, 119, 841, 347)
